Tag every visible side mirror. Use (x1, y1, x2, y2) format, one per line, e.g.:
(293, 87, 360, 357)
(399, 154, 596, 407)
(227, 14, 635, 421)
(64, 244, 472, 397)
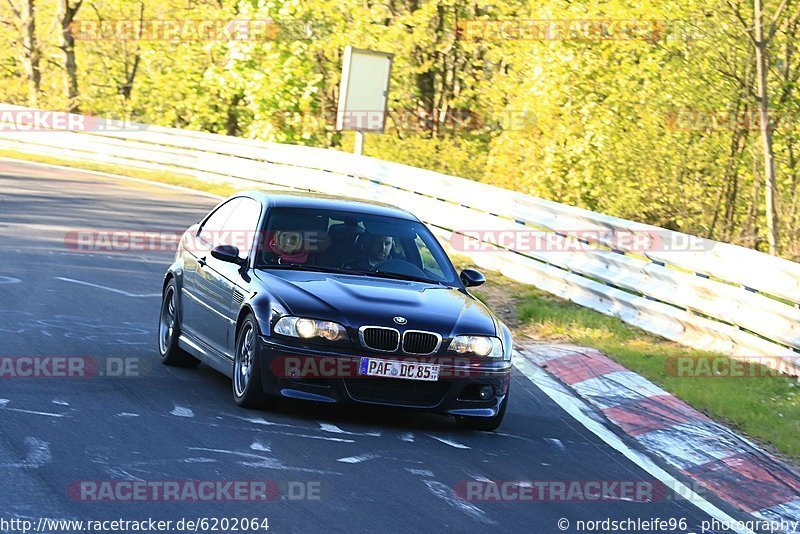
(211, 244, 245, 266)
(460, 268, 486, 287)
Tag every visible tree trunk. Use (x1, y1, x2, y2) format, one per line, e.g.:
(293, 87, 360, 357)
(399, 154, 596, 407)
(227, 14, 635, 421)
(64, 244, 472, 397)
(753, 0, 779, 254)
(19, 0, 40, 106)
(58, 0, 83, 113)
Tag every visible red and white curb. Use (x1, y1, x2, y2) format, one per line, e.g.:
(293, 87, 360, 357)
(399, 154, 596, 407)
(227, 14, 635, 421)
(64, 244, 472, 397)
(516, 343, 800, 525)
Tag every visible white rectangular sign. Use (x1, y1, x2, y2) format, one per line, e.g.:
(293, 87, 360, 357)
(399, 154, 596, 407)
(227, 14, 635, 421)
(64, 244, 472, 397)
(336, 46, 393, 132)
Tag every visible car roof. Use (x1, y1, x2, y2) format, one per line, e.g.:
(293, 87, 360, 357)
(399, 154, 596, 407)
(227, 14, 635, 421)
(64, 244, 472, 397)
(239, 190, 419, 221)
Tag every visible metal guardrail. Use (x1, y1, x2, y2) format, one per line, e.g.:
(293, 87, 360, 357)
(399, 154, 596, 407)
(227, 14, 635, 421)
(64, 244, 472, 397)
(1, 104, 798, 376)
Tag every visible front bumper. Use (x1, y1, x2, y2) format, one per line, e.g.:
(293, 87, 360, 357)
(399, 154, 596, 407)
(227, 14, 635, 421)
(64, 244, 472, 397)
(258, 336, 511, 417)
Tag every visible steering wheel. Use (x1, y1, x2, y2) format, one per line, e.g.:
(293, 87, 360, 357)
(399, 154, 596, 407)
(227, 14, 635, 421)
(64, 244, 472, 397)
(371, 258, 428, 278)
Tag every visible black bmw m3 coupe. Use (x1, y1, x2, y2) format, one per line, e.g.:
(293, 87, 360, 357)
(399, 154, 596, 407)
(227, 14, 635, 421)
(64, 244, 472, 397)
(158, 191, 512, 430)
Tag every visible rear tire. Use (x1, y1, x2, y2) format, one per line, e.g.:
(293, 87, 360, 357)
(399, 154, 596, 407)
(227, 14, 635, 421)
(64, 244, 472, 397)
(158, 279, 200, 368)
(455, 390, 508, 432)
(233, 314, 278, 409)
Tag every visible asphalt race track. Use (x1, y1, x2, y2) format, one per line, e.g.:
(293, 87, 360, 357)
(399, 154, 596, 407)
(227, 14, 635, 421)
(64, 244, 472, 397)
(0, 160, 753, 533)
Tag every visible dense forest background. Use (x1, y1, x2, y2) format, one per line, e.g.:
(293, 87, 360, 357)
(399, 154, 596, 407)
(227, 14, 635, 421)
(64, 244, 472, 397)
(3, 0, 800, 259)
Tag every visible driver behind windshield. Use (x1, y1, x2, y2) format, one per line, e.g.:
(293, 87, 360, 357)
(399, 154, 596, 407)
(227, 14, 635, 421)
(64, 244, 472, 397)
(344, 234, 394, 270)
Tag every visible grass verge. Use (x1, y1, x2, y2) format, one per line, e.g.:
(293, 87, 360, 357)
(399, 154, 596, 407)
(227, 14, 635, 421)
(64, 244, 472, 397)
(7, 149, 799, 461)
(465, 265, 800, 461)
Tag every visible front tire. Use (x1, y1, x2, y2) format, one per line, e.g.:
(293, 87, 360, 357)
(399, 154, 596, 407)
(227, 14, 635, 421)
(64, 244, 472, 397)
(158, 279, 200, 368)
(455, 390, 508, 431)
(233, 314, 277, 409)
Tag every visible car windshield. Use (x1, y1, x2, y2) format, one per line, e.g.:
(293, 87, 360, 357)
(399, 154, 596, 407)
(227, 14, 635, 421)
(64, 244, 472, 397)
(255, 206, 459, 286)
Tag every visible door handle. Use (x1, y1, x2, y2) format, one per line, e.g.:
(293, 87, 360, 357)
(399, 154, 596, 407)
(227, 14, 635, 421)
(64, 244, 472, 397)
(198, 256, 207, 267)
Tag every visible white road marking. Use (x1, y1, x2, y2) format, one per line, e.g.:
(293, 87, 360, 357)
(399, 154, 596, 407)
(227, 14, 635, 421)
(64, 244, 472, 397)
(54, 277, 161, 298)
(257, 431, 355, 443)
(115, 412, 140, 417)
(406, 468, 434, 477)
(423, 480, 496, 525)
(170, 405, 194, 418)
(0, 276, 21, 284)
(51, 400, 70, 406)
(545, 438, 567, 452)
(513, 353, 755, 534)
(236, 416, 305, 429)
(318, 422, 381, 437)
(250, 440, 271, 452)
(465, 473, 493, 483)
(428, 435, 470, 449)
(235, 416, 355, 441)
(0, 403, 65, 417)
(337, 453, 381, 464)
(399, 432, 415, 442)
(188, 447, 274, 461)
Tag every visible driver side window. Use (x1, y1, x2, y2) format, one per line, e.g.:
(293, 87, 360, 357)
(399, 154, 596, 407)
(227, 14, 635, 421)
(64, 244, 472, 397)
(198, 199, 240, 246)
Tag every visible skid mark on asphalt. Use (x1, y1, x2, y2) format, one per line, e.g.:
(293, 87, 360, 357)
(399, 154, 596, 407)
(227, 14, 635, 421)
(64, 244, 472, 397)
(423, 480, 496, 525)
(105, 467, 143, 481)
(0, 437, 52, 468)
(189, 447, 342, 475)
(427, 435, 470, 449)
(0, 310, 150, 343)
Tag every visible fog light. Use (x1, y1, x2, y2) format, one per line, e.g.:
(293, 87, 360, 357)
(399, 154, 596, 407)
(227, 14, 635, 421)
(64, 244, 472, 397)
(478, 385, 494, 400)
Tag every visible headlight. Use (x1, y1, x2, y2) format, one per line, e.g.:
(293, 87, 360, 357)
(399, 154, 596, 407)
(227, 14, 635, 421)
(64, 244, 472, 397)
(448, 335, 503, 358)
(274, 316, 347, 342)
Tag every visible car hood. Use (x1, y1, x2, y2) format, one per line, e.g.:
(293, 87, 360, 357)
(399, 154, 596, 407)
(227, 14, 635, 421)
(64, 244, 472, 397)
(254, 269, 498, 337)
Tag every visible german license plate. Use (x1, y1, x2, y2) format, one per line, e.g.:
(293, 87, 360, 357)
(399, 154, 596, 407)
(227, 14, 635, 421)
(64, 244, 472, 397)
(359, 358, 440, 381)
